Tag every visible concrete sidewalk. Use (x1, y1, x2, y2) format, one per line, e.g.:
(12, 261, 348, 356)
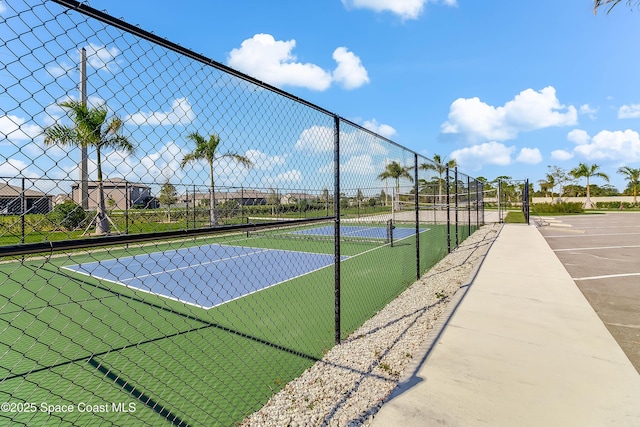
(371, 224, 640, 427)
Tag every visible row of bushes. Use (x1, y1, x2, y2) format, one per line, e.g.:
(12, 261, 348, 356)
(530, 202, 584, 214)
(594, 201, 639, 209)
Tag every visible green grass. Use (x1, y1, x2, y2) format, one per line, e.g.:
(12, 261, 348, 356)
(0, 222, 462, 425)
(504, 211, 526, 223)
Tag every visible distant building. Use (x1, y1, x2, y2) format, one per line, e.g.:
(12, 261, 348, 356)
(53, 193, 72, 206)
(280, 192, 316, 205)
(217, 189, 268, 206)
(182, 189, 268, 206)
(0, 183, 52, 214)
(71, 178, 153, 210)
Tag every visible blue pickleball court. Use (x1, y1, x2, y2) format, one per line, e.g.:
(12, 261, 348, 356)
(64, 244, 343, 309)
(294, 224, 428, 240)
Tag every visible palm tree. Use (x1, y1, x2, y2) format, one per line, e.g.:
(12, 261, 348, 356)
(420, 154, 457, 205)
(570, 163, 609, 209)
(617, 166, 640, 205)
(594, 0, 639, 14)
(377, 161, 413, 211)
(43, 101, 134, 235)
(538, 173, 556, 199)
(180, 132, 252, 225)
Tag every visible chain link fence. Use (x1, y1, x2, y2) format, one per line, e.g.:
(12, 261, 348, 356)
(484, 178, 530, 224)
(1, 1, 485, 425)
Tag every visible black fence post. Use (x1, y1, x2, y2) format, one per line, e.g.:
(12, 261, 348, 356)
(454, 167, 459, 248)
(476, 180, 480, 228)
(21, 177, 25, 244)
(467, 175, 471, 237)
(497, 179, 502, 223)
(523, 178, 530, 225)
(414, 153, 420, 280)
(125, 181, 129, 235)
(432, 181, 437, 223)
(185, 187, 189, 231)
(333, 115, 341, 345)
(481, 183, 485, 225)
(446, 167, 451, 253)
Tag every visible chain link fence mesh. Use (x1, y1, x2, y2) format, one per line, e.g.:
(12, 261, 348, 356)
(1, 1, 485, 425)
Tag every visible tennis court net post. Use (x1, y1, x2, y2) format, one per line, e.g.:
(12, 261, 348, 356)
(386, 218, 394, 247)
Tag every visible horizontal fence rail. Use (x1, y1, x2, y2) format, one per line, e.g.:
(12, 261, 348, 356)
(1, 1, 485, 425)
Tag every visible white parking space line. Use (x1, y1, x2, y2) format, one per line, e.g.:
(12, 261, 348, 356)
(554, 245, 640, 252)
(573, 272, 640, 281)
(544, 232, 640, 238)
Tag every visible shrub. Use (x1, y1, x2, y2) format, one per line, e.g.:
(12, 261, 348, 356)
(49, 201, 87, 231)
(531, 202, 584, 214)
(594, 201, 636, 209)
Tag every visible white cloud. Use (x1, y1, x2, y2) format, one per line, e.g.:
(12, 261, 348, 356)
(332, 47, 369, 90)
(0, 158, 34, 177)
(551, 150, 574, 161)
(579, 104, 598, 119)
(573, 129, 640, 162)
(319, 153, 385, 175)
(0, 2, 6, 14)
(567, 129, 590, 145)
(450, 141, 515, 171)
(294, 125, 334, 153)
(227, 34, 368, 91)
(103, 141, 186, 183)
(516, 147, 542, 164)
(228, 34, 332, 91)
(0, 115, 41, 141)
(341, 154, 378, 174)
(268, 170, 302, 184)
(618, 104, 640, 119)
(294, 124, 391, 158)
(125, 98, 195, 126)
(341, 0, 455, 20)
(84, 43, 120, 73)
(362, 119, 397, 138)
(441, 86, 577, 142)
(47, 62, 74, 78)
(245, 149, 287, 171)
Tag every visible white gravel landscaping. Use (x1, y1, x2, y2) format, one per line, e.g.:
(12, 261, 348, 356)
(240, 223, 501, 427)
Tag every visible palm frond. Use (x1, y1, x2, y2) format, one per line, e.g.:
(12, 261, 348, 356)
(221, 153, 253, 169)
(43, 124, 79, 146)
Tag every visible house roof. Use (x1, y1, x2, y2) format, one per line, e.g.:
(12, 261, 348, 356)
(0, 183, 49, 198)
(282, 192, 316, 199)
(185, 190, 270, 199)
(71, 178, 150, 190)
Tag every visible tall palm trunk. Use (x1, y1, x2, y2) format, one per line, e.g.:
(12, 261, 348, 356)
(95, 149, 110, 235)
(584, 177, 593, 209)
(209, 162, 217, 225)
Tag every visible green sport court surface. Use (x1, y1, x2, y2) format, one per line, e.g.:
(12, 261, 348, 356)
(0, 222, 469, 426)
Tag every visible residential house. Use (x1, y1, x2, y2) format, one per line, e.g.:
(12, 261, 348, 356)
(71, 178, 154, 210)
(0, 183, 52, 214)
(280, 192, 316, 205)
(182, 189, 268, 207)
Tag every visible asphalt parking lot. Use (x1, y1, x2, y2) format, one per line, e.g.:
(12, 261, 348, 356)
(536, 212, 640, 373)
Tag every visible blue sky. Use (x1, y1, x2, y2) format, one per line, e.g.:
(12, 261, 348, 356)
(2, 0, 640, 194)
